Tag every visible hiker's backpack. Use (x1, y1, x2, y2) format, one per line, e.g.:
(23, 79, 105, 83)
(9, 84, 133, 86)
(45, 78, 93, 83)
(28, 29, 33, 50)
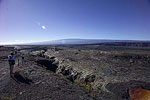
(8, 55, 15, 65)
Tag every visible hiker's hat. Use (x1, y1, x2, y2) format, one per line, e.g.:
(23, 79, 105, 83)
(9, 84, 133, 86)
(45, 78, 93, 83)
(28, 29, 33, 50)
(10, 52, 14, 55)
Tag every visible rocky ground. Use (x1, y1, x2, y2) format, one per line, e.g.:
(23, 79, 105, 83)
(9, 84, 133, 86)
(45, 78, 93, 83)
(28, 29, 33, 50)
(0, 46, 94, 100)
(0, 45, 150, 100)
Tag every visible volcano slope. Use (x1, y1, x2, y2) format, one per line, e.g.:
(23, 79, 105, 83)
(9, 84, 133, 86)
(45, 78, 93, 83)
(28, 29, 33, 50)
(27, 45, 150, 100)
(0, 46, 94, 100)
(1, 45, 150, 100)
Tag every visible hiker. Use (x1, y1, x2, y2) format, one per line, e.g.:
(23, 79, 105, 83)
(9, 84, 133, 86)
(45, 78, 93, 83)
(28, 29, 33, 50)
(14, 47, 18, 54)
(41, 50, 45, 57)
(21, 53, 25, 65)
(8, 52, 15, 77)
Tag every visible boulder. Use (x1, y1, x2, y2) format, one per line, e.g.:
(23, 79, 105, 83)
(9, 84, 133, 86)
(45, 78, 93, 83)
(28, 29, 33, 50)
(129, 88, 150, 100)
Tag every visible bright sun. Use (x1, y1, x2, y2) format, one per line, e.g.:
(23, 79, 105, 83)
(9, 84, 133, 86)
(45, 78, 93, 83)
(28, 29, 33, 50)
(42, 26, 46, 30)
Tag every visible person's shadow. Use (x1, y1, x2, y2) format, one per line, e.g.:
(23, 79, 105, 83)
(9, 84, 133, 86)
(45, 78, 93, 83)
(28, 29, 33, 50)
(12, 72, 32, 85)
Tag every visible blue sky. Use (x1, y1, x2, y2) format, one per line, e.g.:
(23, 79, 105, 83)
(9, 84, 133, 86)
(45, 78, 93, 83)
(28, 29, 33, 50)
(0, 0, 150, 44)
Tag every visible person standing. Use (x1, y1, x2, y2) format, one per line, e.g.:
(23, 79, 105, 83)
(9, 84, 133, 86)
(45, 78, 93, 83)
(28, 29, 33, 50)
(21, 53, 25, 65)
(8, 52, 15, 77)
(14, 48, 18, 54)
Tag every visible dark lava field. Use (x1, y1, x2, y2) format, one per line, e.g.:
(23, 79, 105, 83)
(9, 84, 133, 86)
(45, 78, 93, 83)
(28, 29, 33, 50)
(0, 45, 150, 100)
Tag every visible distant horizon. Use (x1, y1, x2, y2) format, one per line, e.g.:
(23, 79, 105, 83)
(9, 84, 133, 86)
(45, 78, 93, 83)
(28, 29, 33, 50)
(0, 38, 150, 45)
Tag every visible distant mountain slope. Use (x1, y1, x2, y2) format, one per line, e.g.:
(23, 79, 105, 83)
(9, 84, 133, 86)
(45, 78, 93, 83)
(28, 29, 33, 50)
(24, 39, 142, 45)
(15, 39, 150, 47)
